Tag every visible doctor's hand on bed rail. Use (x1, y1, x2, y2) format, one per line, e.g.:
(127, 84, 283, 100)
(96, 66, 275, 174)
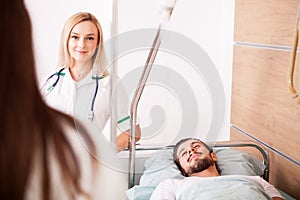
(150, 138, 284, 200)
(116, 124, 141, 152)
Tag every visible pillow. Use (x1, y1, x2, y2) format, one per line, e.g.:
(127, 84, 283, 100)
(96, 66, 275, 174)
(214, 148, 265, 176)
(139, 148, 184, 186)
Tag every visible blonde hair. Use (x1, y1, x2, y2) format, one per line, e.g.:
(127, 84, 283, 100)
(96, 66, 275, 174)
(58, 12, 109, 76)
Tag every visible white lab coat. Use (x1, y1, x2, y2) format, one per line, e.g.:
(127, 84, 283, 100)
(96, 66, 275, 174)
(40, 67, 130, 199)
(40, 67, 131, 141)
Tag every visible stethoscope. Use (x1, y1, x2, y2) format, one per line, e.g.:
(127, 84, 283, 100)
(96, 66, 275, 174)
(42, 67, 105, 121)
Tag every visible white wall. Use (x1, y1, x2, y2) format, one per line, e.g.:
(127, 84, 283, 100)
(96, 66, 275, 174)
(116, 0, 235, 145)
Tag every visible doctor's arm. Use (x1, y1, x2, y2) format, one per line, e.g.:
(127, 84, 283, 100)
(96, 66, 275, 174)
(116, 124, 141, 151)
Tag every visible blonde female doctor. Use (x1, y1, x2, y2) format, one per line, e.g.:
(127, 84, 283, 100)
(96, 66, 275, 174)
(40, 12, 141, 152)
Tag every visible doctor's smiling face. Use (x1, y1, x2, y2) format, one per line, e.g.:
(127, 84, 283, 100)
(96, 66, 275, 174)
(59, 12, 106, 74)
(68, 20, 99, 65)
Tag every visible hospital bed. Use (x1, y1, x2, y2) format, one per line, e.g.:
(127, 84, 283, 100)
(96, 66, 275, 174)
(121, 141, 295, 200)
(121, 2, 295, 199)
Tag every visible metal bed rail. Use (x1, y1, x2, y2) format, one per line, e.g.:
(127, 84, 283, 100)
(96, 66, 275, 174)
(128, 0, 177, 188)
(212, 142, 269, 182)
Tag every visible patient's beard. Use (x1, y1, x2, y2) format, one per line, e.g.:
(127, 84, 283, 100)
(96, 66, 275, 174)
(187, 155, 214, 175)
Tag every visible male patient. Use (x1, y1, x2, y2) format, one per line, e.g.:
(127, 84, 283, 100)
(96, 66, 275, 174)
(150, 138, 284, 200)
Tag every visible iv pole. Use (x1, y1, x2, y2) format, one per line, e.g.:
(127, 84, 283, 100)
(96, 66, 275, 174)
(128, 0, 177, 188)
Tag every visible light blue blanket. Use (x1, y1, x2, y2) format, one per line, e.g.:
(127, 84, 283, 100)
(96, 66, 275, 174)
(178, 177, 271, 200)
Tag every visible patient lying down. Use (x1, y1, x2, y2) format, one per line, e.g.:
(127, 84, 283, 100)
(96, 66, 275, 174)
(150, 138, 284, 200)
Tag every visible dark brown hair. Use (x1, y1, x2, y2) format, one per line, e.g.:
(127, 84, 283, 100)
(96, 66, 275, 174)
(0, 1, 95, 199)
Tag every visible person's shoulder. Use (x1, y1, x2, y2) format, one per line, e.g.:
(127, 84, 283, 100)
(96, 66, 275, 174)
(96, 73, 120, 87)
(235, 175, 262, 180)
(220, 175, 268, 185)
(47, 66, 65, 75)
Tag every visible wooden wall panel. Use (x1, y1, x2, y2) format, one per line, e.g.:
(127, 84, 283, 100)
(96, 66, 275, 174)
(231, 46, 300, 161)
(231, 127, 300, 199)
(232, 0, 300, 199)
(234, 0, 299, 46)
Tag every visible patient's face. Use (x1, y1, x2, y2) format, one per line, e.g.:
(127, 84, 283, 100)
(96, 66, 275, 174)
(176, 140, 216, 175)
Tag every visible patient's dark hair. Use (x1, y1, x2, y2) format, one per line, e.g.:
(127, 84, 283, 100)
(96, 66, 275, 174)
(173, 138, 221, 176)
